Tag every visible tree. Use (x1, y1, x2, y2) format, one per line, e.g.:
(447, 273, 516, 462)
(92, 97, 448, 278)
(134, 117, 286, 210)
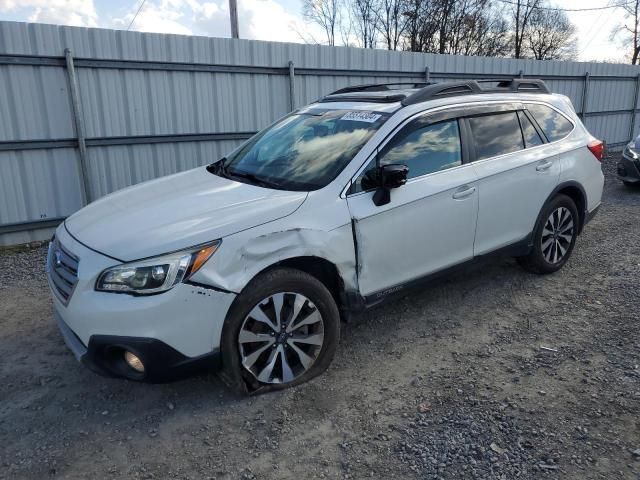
(350, 0, 380, 48)
(402, 0, 442, 52)
(612, 0, 640, 64)
(302, 0, 341, 46)
(509, 0, 542, 58)
(438, 0, 509, 56)
(401, 0, 508, 56)
(375, 0, 407, 50)
(526, 7, 576, 60)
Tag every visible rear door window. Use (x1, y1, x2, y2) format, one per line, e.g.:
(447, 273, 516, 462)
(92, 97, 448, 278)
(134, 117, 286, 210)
(526, 104, 573, 142)
(517, 111, 544, 148)
(468, 112, 524, 161)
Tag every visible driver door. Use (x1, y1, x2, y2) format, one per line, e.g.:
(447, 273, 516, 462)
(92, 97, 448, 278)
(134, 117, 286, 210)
(346, 116, 479, 298)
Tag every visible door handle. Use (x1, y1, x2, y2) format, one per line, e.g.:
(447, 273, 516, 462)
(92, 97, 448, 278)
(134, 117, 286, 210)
(536, 160, 553, 172)
(452, 185, 476, 199)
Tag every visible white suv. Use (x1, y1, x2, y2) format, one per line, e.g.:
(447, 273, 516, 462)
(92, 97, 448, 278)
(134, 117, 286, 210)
(47, 80, 604, 392)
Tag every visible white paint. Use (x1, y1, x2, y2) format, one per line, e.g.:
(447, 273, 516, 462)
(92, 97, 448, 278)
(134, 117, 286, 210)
(49, 90, 604, 364)
(64, 167, 307, 261)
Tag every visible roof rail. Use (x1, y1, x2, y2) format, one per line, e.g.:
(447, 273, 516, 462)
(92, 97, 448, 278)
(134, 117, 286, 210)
(320, 93, 408, 104)
(329, 82, 431, 95)
(401, 79, 550, 106)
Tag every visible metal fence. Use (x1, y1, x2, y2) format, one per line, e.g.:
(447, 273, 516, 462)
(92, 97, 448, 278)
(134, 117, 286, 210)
(2, 20, 640, 246)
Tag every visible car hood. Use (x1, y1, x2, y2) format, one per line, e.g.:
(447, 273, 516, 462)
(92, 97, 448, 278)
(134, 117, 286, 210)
(65, 167, 307, 261)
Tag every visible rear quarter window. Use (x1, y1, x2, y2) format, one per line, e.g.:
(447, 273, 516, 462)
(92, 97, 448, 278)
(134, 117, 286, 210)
(526, 104, 573, 142)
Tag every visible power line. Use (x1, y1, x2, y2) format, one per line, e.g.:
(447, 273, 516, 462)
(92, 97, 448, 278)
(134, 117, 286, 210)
(127, 0, 148, 31)
(494, 0, 633, 12)
(577, 8, 617, 56)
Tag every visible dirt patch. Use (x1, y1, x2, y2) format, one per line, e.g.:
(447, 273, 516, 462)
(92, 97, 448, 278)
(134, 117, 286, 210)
(0, 157, 638, 479)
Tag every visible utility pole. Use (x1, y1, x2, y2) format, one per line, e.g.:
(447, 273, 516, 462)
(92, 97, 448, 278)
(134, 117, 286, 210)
(229, 0, 239, 39)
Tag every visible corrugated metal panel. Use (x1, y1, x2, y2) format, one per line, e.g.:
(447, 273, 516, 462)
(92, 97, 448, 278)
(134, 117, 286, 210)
(0, 147, 83, 225)
(75, 69, 289, 138)
(2, 19, 640, 246)
(0, 64, 74, 141)
(584, 113, 632, 145)
(86, 140, 242, 198)
(587, 79, 636, 112)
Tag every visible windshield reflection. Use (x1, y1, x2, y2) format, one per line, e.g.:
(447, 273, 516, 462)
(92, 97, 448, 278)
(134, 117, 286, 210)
(214, 109, 389, 191)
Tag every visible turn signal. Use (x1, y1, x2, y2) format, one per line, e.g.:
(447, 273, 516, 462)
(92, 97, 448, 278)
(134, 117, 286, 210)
(187, 245, 218, 278)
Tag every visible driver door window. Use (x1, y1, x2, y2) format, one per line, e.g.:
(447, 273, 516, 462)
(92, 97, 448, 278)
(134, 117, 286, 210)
(352, 119, 462, 193)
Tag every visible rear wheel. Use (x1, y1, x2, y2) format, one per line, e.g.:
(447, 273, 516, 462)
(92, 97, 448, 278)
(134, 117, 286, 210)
(517, 194, 579, 274)
(220, 268, 340, 393)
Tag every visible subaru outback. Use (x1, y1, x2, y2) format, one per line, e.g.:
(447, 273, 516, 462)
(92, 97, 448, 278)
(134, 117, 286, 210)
(47, 79, 604, 393)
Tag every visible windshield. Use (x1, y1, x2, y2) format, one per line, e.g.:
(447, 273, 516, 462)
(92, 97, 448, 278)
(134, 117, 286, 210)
(210, 109, 390, 191)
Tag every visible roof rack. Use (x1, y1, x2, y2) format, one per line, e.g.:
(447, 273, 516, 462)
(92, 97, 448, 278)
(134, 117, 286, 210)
(319, 78, 550, 105)
(319, 82, 432, 104)
(401, 79, 550, 106)
(329, 82, 431, 95)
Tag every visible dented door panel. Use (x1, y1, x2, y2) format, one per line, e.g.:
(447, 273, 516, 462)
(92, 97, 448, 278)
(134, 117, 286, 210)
(346, 165, 479, 297)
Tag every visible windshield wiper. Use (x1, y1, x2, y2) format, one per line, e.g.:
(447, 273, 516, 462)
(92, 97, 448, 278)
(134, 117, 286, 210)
(208, 159, 284, 189)
(207, 157, 231, 178)
(226, 168, 283, 189)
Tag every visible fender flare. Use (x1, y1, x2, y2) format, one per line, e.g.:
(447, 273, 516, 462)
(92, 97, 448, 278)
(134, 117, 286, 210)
(542, 181, 588, 233)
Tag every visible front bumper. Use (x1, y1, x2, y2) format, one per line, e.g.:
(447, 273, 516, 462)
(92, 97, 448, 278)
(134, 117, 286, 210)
(617, 154, 640, 183)
(54, 310, 221, 382)
(48, 224, 236, 382)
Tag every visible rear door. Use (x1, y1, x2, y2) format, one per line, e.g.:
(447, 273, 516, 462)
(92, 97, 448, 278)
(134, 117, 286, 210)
(468, 105, 561, 255)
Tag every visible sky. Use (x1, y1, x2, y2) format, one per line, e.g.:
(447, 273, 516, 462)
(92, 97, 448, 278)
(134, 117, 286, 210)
(0, 0, 633, 63)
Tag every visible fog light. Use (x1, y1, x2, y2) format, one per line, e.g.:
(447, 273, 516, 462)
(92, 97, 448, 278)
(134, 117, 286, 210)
(124, 351, 145, 373)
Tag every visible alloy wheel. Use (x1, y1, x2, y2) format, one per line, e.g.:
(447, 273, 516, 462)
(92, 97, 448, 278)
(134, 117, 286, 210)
(541, 206, 575, 264)
(238, 292, 325, 384)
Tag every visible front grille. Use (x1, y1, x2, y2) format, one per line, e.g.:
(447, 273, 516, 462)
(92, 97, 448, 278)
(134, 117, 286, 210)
(47, 237, 79, 305)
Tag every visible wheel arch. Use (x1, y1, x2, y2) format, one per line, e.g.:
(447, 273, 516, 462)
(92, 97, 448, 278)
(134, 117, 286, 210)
(252, 256, 348, 317)
(545, 181, 587, 233)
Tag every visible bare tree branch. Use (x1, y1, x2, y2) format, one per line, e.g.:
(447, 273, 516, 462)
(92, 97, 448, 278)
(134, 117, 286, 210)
(350, 0, 380, 48)
(302, 0, 341, 45)
(526, 7, 576, 60)
(611, 0, 640, 64)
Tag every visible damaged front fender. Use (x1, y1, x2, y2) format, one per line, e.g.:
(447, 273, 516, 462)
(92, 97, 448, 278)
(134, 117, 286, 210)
(189, 223, 359, 297)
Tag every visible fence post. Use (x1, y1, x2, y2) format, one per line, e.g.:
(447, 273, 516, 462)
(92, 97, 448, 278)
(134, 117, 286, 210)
(288, 61, 296, 112)
(64, 48, 90, 205)
(425, 66, 430, 83)
(629, 73, 640, 141)
(580, 71, 590, 120)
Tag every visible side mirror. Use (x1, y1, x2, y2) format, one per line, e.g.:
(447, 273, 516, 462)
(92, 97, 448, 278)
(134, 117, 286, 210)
(372, 164, 409, 206)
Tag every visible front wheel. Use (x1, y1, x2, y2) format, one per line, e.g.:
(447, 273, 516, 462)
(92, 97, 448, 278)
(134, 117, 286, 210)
(220, 268, 340, 394)
(517, 194, 579, 274)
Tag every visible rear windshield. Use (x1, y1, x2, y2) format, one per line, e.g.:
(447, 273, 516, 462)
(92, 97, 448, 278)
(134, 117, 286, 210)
(212, 109, 390, 191)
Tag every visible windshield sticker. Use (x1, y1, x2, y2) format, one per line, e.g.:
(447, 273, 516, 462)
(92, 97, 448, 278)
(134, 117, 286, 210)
(341, 112, 382, 123)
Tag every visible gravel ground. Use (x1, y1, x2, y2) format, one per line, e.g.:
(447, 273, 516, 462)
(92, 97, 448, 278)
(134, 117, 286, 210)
(0, 156, 638, 480)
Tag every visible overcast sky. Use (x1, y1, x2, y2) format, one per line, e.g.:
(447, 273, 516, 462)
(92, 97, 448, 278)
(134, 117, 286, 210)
(0, 0, 632, 63)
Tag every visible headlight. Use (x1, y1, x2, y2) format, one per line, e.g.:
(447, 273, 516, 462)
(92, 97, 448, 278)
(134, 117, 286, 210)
(624, 142, 638, 160)
(96, 241, 220, 294)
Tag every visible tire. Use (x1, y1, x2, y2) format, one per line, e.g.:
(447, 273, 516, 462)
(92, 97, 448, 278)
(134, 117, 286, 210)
(623, 180, 639, 188)
(220, 267, 340, 394)
(517, 194, 579, 275)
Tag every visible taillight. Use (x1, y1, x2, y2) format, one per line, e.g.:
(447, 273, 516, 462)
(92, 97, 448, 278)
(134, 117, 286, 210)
(587, 140, 604, 161)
